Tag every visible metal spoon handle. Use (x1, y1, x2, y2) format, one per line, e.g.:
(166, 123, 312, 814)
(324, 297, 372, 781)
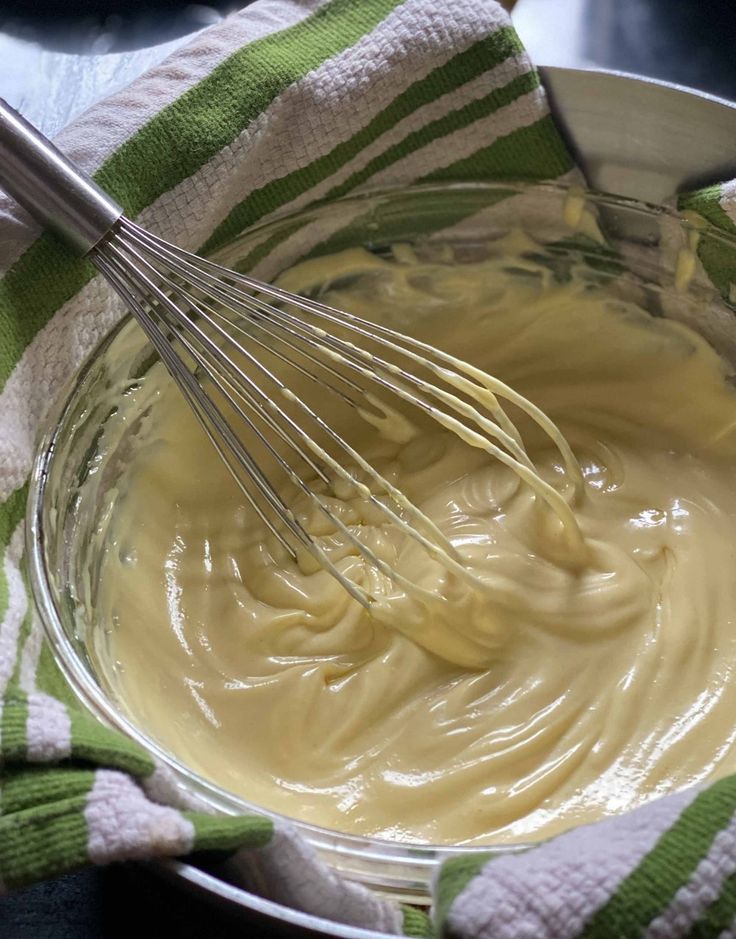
(0, 98, 122, 255)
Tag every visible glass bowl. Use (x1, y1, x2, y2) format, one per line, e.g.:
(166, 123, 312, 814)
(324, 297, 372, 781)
(26, 181, 736, 903)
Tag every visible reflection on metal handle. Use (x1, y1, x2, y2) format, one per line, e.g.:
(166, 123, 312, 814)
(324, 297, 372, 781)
(0, 98, 123, 255)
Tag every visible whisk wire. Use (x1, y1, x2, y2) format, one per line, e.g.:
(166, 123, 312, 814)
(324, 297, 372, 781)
(98, 239, 479, 604)
(121, 219, 582, 493)
(91, 217, 589, 606)
(103, 233, 473, 561)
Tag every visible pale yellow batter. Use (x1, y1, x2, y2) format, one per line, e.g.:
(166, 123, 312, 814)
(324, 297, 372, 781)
(94, 241, 736, 845)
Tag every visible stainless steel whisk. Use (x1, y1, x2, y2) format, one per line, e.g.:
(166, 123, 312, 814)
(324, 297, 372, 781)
(0, 99, 587, 607)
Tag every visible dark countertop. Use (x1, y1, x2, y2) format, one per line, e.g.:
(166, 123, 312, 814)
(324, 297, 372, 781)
(1, 0, 736, 936)
(0, 866, 257, 939)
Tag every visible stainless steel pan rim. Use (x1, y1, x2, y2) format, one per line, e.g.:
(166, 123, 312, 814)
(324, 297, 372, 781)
(551, 64, 736, 109)
(159, 859, 401, 938)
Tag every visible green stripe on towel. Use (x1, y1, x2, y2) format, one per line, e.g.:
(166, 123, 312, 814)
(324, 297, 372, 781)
(580, 776, 736, 938)
(0, 797, 89, 887)
(678, 185, 736, 300)
(203, 24, 526, 253)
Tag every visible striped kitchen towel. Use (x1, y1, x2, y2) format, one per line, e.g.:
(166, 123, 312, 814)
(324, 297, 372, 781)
(2, 1, 736, 938)
(435, 777, 736, 939)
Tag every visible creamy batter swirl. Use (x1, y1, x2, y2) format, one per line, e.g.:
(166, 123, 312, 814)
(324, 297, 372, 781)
(94, 242, 736, 845)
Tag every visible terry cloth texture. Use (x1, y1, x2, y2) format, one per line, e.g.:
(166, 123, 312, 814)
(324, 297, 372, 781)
(679, 183, 736, 303)
(3, 0, 736, 937)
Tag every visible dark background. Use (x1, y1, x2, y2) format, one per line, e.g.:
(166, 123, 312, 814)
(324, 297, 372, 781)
(2, 0, 736, 936)
(0, 866, 255, 938)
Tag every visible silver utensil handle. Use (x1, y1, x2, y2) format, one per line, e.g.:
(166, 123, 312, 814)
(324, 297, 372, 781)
(0, 98, 123, 255)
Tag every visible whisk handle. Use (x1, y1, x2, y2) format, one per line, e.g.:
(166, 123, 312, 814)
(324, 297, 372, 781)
(0, 98, 123, 255)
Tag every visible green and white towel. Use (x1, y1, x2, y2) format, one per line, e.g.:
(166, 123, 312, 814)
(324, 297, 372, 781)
(679, 186, 736, 302)
(2, 1, 736, 937)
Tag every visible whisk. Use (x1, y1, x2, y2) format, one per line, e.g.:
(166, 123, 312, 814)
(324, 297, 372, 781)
(0, 100, 587, 608)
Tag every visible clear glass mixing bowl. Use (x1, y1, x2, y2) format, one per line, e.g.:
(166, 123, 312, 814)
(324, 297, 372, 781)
(26, 181, 736, 903)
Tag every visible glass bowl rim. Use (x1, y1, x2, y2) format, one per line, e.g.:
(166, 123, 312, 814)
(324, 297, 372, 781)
(25, 178, 736, 870)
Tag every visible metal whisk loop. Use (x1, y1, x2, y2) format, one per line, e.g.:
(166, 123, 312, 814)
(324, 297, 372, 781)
(117, 221, 587, 555)
(91, 217, 589, 608)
